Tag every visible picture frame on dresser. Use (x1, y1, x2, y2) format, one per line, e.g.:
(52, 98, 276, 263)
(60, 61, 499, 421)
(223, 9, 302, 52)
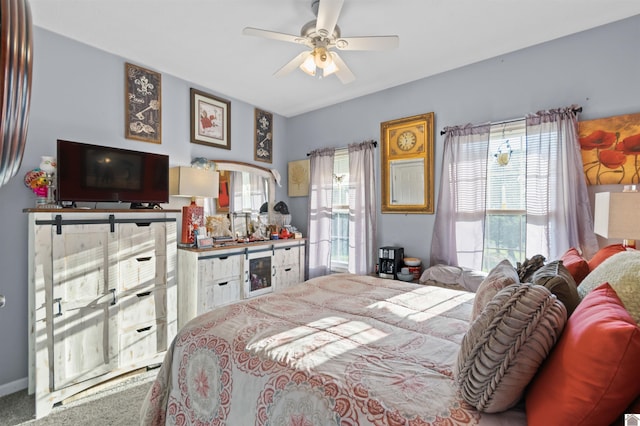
(190, 88, 231, 149)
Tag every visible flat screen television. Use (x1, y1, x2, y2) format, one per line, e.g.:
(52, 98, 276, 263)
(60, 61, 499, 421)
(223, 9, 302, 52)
(56, 139, 169, 205)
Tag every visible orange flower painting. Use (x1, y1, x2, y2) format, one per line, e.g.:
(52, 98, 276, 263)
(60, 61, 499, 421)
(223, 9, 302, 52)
(579, 112, 640, 185)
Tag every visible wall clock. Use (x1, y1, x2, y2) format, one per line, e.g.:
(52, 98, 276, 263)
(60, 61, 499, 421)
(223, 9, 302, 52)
(380, 113, 435, 214)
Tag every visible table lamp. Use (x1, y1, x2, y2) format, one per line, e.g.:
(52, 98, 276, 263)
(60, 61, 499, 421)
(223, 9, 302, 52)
(169, 166, 219, 244)
(593, 191, 640, 249)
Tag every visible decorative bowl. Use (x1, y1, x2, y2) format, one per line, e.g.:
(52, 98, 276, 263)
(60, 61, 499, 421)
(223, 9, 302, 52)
(396, 272, 415, 282)
(403, 257, 421, 266)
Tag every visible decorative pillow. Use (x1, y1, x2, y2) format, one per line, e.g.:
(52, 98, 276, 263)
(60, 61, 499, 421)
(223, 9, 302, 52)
(516, 254, 546, 283)
(531, 260, 580, 316)
(587, 243, 626, 271)
(560, 247, 590, 285)
(419, 264, 487, 292)
(456, 283, 567, 413)
(525, 283, 640, 425)
(577, 250, 640, 324)
(470, 259, 519, 321)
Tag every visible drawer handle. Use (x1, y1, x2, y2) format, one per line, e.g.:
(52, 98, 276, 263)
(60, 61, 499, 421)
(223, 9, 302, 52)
(136, 256, 152, 262)
(53, 297, 63, 317)
(136, 291, 151, 298)
(285, 268, 292, 272)
(284, 247, 291, 251)
(218, 281, 228, 286)
(219, 256, 228, 260)
(136, 326, 152, 333)
(135, 222, 151, 227)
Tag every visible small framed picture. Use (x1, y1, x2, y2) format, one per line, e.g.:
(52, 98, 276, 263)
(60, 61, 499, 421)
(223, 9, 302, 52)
(190, 88, 231, 149)
(288, 159, 310, 197)
(196, 236, 214, 248)
(254, 108, 273, 163)
(125, 63, 161, 144)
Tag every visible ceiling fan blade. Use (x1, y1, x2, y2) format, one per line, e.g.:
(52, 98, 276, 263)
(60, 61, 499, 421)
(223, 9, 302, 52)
(315, 0, 344, 38)
(243, 27, 305, 45)
(335, 35, 399, 51)
(330, 52, 355, 84)
(274, 51, 311, 77)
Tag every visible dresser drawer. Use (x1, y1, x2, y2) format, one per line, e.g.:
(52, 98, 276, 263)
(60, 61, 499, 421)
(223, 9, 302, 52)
(119, 254, 166, 291)
(119, 287, 166, 329)
(200, 278, 242, 313)
(275, 265, 301, 291)
(118, 319, 167, 368)
(198, 253, 242, 281)
(274, 245, 300, 267)
(119, 222, 167, 256)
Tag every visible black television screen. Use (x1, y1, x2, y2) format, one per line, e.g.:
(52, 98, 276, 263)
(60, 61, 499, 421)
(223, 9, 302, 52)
(56, 140, 169, 204)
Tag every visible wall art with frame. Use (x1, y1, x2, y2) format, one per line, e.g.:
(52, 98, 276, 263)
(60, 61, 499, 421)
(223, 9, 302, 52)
(125, 62, 161, 144)
(288, 159, 310, 197)
(190, 88, 231, 150)
(254, 108, 273, 163)
(579, 111, 640, 185)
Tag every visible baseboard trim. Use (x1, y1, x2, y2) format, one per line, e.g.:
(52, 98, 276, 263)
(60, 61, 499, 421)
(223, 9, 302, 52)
(0, 377, 28, 397)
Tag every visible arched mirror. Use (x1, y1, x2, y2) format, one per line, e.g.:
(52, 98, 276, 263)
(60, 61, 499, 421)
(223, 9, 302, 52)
(381, 113, 435, 214)
(208, 160, 275, 239)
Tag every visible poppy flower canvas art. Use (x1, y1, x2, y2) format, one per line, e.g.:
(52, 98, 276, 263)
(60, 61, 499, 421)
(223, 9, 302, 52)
(579, 112, 640, 185)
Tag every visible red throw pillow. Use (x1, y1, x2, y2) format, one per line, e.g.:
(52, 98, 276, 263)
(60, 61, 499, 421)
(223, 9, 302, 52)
(525, 283, 640, 425)
(560, 248, 590, 285)
(587, 244, 626, 271)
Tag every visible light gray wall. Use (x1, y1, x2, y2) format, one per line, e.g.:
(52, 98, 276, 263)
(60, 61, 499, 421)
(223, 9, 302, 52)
(0, 27, 289, 392)
(0, 14, 638, 392)
(286, 14, 640, 264)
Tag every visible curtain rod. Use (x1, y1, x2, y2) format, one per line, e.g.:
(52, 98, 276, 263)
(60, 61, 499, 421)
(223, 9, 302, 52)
(306, 140, 377, 156)
(439, 106, 583, 136)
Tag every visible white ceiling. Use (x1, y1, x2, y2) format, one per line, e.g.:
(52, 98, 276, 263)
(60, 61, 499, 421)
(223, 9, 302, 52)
(29, 0, 640, 118)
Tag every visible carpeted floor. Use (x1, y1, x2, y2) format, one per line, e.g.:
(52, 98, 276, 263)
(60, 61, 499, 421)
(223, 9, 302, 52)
(0, 370, 156, 425)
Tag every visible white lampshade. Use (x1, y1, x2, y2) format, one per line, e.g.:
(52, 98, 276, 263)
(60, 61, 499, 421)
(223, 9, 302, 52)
(169, 166, 219, 198)
(593, 192, 640, 240)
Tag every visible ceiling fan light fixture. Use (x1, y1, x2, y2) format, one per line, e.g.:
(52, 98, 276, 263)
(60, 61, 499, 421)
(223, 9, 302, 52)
(323, 62, 338, 77)
(313, 46, 333, 69)
(323, 53, 339, 77)
(300, 54, 317, 76)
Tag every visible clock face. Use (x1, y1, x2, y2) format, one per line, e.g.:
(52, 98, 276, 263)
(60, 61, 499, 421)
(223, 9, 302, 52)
(397, 130, 417, 151)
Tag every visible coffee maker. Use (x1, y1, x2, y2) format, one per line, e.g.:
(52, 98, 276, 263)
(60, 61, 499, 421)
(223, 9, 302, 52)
(378, 246, 404, 279)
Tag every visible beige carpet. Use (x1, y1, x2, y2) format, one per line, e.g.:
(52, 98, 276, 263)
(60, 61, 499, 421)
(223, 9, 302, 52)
(0, 370, 156, 425)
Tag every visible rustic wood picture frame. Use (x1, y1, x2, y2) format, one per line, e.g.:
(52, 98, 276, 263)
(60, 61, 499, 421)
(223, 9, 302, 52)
(254, 108, 273, 163)
(125, 62, 161, 144)
(190, 88, 231, 150)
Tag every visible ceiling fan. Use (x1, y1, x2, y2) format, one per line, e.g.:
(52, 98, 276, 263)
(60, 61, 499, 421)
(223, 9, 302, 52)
(242, 0, 399, 84)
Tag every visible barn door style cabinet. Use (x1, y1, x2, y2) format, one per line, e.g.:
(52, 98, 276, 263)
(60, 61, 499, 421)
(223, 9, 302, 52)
(27, 210, 178, 418)
(177, 239, 306, 328)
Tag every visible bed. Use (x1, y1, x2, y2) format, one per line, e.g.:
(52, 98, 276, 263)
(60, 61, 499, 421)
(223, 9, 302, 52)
(140, 273, 527, 425)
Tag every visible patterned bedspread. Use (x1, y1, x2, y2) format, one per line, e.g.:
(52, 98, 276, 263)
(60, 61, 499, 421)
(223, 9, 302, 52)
(141, 273, 526, 425)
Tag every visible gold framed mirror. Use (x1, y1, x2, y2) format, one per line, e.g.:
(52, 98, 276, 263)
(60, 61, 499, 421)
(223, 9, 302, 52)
(381, 112, 434, 214)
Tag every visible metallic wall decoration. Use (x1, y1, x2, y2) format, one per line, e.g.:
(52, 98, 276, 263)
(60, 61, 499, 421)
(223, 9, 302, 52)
(0, 0, 33, 188)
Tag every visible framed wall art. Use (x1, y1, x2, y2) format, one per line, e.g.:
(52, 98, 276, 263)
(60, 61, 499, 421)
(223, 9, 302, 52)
(288, 159, 310, 197)
(125, 62, 161, 144)
(254, 108, 273, 163)
(190, 88, 231, 150)
(579, 111, 640, 185)
(380, 112, 435, 214)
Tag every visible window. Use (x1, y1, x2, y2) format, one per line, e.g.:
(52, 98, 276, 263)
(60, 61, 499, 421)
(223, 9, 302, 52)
(483, 121, 526, 270)
(331, 150, 349, 272)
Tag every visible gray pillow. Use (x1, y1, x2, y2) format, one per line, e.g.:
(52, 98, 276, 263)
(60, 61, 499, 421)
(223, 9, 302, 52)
(577, 250, 640, 324)
(531, 260, 580, 316)
(471, 259, 519, 321)
(456, 283, 567, 413)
